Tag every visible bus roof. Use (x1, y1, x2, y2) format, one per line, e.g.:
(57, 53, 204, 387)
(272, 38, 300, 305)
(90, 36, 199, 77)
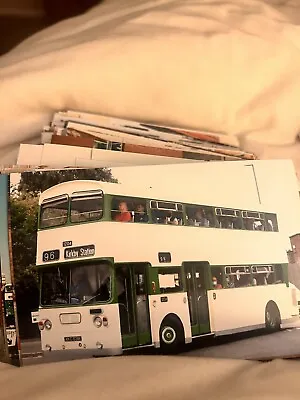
(38, 180, 276, 213)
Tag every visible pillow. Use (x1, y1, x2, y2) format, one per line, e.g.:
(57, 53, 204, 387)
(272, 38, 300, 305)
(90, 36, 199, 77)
(0, 0, 300, 173)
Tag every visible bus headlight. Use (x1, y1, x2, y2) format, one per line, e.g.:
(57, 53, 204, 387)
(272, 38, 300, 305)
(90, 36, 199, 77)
(38, 321, 44, 331)
(44, 320, 52, 330)
(93, 316, 102, 328)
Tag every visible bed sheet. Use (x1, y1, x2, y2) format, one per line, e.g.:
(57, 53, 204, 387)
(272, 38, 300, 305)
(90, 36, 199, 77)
(1, 0, 300, 171)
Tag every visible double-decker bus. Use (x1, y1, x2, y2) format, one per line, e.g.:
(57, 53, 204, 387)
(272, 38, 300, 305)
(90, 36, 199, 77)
(32, 179, 299, 359)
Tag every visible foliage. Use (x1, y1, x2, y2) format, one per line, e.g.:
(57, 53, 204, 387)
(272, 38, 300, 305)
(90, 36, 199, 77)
(18, 168, 117, 195)
(10, 193, 40, 317)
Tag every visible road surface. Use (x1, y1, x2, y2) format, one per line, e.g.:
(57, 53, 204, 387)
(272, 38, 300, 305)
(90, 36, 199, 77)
(180, 327, 300, 360)
(20, 320, 300, 364)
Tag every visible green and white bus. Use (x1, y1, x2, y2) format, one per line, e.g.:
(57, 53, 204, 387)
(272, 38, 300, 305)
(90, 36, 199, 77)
(32, 180, 299, 359)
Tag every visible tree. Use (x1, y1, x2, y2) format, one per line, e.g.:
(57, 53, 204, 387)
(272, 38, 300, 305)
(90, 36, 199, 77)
(9, 193, 39, 338)
(18, 168, 117, 195)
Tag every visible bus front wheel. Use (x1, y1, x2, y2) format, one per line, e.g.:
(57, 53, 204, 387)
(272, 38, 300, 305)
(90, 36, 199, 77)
(265, 301, 281, 332)
(159, 316, 184, 354)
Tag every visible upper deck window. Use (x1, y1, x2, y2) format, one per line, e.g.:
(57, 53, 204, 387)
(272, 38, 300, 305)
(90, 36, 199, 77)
(264, 213, 279, 232)
(40, 195, 68, 229)
(242, 210, 266, 231)
(111, 196, 149, 223)
(215, 208, 243, 229)
(186, 205, 215, 227)
(70, 190, 103, 223)
(150, 200, 183, 225)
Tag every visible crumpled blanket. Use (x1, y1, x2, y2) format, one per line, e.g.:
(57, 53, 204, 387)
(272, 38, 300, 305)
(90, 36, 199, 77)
(1, 0, 300, 173)
(1, 356, 300, 400)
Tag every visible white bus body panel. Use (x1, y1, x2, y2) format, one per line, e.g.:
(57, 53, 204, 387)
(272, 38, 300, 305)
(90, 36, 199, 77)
(208, 284, 298, 335)
(148, 293, 192, 347)
(38, 304, 122, 357)
(36, 222, 288, 267)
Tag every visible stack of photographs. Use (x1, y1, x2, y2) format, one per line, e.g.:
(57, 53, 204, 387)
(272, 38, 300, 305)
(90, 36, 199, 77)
(1, 159, 300, 368)
(16, 110, 256, 169)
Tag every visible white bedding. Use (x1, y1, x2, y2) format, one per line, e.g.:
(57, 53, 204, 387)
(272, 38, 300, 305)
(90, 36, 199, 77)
(1, 0, 300, 173)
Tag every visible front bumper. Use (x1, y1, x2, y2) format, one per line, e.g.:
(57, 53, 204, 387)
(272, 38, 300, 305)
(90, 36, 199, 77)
(42, 346, 122, 362)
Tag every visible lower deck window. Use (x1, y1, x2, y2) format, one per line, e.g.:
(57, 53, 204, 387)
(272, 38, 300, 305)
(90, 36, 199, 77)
(224, 264, 284, 288)
(158, 268, 183, 293)
(41, 261, 112, 306)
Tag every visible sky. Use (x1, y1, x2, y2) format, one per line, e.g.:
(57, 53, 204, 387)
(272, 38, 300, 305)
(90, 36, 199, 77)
(0, 174, 10, 283)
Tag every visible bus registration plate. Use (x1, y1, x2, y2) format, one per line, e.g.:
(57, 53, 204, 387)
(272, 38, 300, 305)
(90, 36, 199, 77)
(64, 245, 95, 259)
(64, 336, 82, 342)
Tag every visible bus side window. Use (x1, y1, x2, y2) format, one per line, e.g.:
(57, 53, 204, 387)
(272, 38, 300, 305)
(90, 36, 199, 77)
(243, 217, 254, 230)
(151, 202, 183, 226)
(70, 191, 103, 223)
(211, 267, 223, 289)
(252, 273, 268, 286)
(229, 267, 251, 288)
(186, 206, 211, 227)
(252, 266, 274, 286)
(215, 208, 242, 230)
(158, 268, 183, 293)
(133, 201, 148, 223)
(40, 195, 69, 228)
(253, 219, 265, 231)
(265, 213, 278, 232)
(232, 212, 243, 230)
(274, 265, 284, 283)
(111, 197, 134, 222)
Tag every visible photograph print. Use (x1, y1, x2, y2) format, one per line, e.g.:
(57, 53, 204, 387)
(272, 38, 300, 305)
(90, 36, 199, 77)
(7, 159, 300, 364)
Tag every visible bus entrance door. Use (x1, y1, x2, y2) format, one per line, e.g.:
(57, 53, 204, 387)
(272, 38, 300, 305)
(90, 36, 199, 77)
(184, 262, 211, 337)
(116, 263, 152, 349)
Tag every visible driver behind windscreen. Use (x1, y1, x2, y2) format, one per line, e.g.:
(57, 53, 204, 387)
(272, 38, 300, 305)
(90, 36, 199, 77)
(70, 268, 91, 303)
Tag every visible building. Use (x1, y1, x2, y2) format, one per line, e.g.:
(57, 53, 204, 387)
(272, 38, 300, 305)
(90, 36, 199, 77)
(289, 234, 300, 264)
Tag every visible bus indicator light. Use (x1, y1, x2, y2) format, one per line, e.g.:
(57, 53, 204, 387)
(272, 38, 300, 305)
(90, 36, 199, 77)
(38, 320, 45, 330)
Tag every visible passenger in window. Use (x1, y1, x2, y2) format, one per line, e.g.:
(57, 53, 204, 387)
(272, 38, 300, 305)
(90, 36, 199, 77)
(194, 209, 209, 227)
(253, 220, 264, 230)
(252, 277, 257, 286)
(225, 275, 235, 288)
(244, 219, 254, 230)
(212, 276, 222, 289)
(166, 212, 179, 225)
(224, 217, 233, 229)
(134, 204, 148, 223)
(114, 201, 132, 222)
(267, 219, 274, 231)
